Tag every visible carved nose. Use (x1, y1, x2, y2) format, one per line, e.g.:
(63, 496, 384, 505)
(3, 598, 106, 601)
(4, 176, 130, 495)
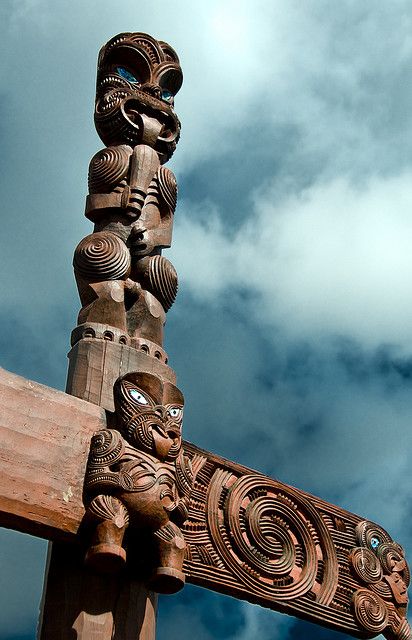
(130, 226, 146, 241)
(154, 405, 166, 420)
(140, 83, 162, 100)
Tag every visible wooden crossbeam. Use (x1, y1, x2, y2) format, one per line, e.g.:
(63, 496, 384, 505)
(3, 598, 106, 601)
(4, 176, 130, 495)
(0, 366, 105, 540)
(1, 365, 410, 640)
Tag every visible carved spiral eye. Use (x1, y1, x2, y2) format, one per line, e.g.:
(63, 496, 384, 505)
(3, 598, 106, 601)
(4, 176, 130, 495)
(129, 388, 148, 405)
(168, 407, 181, 419)
(116, 66, 139, 83)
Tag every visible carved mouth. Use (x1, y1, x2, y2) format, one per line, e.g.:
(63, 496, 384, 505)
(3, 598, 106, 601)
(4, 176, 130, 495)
(96, 87, 178, 137)
(121, 96, 178, 142)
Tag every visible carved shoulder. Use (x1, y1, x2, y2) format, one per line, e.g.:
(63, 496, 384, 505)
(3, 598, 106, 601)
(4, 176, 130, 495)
(88, 428, 126, 469)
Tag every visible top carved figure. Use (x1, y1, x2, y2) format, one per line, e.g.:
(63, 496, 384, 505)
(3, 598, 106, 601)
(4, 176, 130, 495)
(94, 31, 182, 159)
(73, 33, 182, 354)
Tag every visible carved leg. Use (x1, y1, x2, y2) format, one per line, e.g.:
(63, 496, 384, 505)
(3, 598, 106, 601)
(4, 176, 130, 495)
(84, 494, 129, 574)
(150, 521, 185, 594)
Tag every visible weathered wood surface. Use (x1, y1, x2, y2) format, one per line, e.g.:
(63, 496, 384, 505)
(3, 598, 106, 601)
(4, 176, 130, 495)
(40, 542, 157, 640)
(1, 366, 410, 639)
(0, 366, 105, 541)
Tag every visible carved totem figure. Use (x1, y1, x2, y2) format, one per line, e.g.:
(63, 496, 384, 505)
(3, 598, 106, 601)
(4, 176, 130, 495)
(73, 33, 182, 356)
(84, 371, 193, 594)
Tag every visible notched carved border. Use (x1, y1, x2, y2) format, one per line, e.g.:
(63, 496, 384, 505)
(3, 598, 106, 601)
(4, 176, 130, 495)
(181, 443, 411, 640)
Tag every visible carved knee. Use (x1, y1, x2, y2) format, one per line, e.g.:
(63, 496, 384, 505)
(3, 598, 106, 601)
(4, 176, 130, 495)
(150, 521, 186, 594)
(84, 494, 129, 574)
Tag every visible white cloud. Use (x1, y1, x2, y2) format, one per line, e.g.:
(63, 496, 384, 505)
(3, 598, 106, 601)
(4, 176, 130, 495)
(174, 172, 412, 350)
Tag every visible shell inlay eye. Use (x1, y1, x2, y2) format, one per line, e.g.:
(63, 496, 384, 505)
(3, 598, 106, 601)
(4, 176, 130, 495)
(129, 388, 148, 404)
(370, 536, 380, 549)
(116, 66, 139, 83)
(161, 89, 173, 103)
(168, 407, 181, 418)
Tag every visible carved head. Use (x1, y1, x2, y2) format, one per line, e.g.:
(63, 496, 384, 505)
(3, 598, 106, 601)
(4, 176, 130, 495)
(114, 371, 184, 461)
(95, 33, 182, 161)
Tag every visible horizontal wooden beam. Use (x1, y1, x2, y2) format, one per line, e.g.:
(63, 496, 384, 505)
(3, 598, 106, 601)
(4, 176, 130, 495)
(0, 367, 409, 640)
(0, 366, 105, 541)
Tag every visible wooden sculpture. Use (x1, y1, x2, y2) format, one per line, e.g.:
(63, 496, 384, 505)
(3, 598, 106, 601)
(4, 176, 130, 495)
(0, 30, 411, 640)
(84, 371, 192, 594)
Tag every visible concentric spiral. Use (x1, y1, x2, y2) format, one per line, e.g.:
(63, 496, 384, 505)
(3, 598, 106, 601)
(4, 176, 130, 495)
(349, 547, 383, 583)
(377, 543, 409, 581)
(158, 166, 177, 213)
(73, 231, 131, 281)
(88, 145, 132, 193)
(352, 589, 389, 633)
(207, 472, 337, 603)
(355, 520, 392, 551)
(145, 255, 178, 311)
(88, 429, 125, 468)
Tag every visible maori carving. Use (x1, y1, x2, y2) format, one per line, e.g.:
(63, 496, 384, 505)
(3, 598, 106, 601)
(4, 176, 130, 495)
(349, 521, 410, 638)
(73, 32, 182, 356)
(84, 371, 193, 594)
(181, 443, 411, 640)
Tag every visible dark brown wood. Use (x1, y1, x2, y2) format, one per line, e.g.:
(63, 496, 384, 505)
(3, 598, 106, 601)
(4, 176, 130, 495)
(2, 29, 410, 640)
(40, 542, 157, 640)
(83, 371, 191, 594)
(1, 365, 410, 639)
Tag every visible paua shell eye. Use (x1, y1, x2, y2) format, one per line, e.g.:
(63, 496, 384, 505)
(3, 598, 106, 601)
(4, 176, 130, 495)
(168, 407, 182, 419)
(161, 89, 173, 103)
(116, 66, 139, 83)
(370, 537, 380, 549)
(129, 388, 148, 405)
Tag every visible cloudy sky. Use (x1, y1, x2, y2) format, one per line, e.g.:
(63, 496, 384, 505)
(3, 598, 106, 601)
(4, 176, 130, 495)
(1, 1, 412, 638)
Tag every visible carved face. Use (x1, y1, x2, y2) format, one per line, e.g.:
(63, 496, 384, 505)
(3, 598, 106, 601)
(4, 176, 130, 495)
(114, 371, 184, 461)
(95, 32, 182, 161)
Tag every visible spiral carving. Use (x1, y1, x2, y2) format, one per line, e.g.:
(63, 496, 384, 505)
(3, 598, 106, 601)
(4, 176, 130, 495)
(207, 472, 337, 604)
(157, 166, 177, 213)
(377, 543, 410, 584)
(88, 429, 125, 468)
(352, 589, 389, 633)
(146, 255, 178, 311)
(73, 231, 131, 281)
(355, 520, 392, 551)
(349, 547, 383, 583)
(88, 145, 132, 193)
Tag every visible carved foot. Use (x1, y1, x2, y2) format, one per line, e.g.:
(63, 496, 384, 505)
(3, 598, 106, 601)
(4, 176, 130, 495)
(150, 521, 186, 592)
(84, 494, 129, 574)
(85, 542, 126, 573)
(149, 566, 185, 594)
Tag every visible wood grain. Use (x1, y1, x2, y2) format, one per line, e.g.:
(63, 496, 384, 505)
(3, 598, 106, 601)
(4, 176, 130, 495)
(0, 366, 105, 540)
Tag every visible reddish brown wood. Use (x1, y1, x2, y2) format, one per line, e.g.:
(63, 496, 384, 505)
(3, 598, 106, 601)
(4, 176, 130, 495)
(0, 366, 105, 541)
(2, 29, 410, 640)
(40, 542, 157, 640)
(83, 371, 192, 594)
(1, 365, 410, 639)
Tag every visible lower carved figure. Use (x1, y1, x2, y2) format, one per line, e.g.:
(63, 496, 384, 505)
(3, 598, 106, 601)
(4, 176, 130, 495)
(84, 371, 192, 594)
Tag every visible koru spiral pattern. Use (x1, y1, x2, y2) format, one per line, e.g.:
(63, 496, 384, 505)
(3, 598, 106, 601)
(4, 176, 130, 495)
(207, 471, 337, 603)
(73, 231, 131, 281)
(88, 145, 132, 193)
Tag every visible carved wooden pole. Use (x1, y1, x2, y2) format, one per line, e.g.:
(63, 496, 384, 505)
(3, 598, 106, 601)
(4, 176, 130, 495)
(8, 30, 407, 640)
(40, 32, 185, 639)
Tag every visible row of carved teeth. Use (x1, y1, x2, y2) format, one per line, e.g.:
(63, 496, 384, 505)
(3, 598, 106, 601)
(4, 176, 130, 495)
(99, 91, 129, 112)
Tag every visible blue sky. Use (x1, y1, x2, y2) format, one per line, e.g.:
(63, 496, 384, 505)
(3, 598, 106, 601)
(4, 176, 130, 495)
(1, 1, 412, 638)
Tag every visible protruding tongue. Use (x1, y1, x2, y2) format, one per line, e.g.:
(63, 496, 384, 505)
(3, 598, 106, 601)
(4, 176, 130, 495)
(139, 113, 163, 146)
(152, 428, 173, 460)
